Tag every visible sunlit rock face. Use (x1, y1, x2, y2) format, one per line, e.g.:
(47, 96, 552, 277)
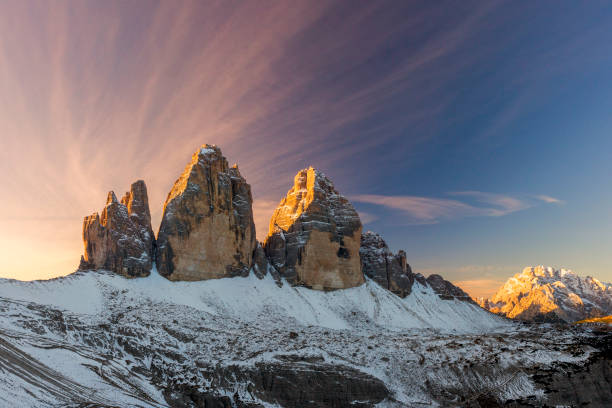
(264, 167, 364, 290)
(79, 180, 155, 278)
(360, 231, 414, 297)
(479, 266, 612, 322)
(156, 145, 256, 281)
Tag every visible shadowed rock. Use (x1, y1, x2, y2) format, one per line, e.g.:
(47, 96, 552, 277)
(264, 167, 364, 290)
(252, 241, 282, 285)
(426, 274, 475, 303)
(156, 145, 256, 281)
(78, 180, 154, 277)
(359, 231, 414, 297)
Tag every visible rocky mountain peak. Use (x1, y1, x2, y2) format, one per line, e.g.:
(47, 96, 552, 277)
(425, 274, 475, 303)
(156, 145, 256, 281)
(264, 167, 364, 290)
(479, 265, 612, 322)
(359, 231, 414, 297)
(162, 144, 224, 209)
(267, 167, 360, 237)
(106, 191, 118, 205)
(121, 180, 151, 225)
(79, 180, 155, 278)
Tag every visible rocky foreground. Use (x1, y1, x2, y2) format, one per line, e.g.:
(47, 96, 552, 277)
(1, 270, 611, 408)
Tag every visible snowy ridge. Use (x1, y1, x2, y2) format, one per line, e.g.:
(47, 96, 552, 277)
(0, 268, 505, 333)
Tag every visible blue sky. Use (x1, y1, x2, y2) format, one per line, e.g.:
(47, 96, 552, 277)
(0, 1, 610, 296)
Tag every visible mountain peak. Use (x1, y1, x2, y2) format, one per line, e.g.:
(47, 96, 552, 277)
(156, 145, 256, 281)
(268, 167, 354, 236)
(480, 266, 612, 322)
(360, 231, 414, 297)
(264, 167, 363, 290)
(106, 191, 118, 205)
(79, 181, 155, 278)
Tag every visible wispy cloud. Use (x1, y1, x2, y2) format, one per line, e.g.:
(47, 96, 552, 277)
(0, 1, 500, 279)
(0, 0, 597, 280)
(351, 191, 561, 224)
(534, 195, 564, 204)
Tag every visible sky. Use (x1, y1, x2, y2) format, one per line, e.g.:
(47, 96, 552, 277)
(0, 1, 611, 298)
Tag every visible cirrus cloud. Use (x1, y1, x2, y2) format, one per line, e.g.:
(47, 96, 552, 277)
(351, 191, 561, 224)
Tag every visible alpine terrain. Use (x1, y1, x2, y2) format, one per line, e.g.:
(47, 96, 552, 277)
(1, 146, 611, 407)
(479, 266, 612, 323)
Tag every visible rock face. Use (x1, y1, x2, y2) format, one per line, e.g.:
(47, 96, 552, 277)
(358, 232, 473, 302)
(478, 266, 612, 322)
(79, 180, 155, 277)
(264, 167, 364, 290)
(156, 145, 257, 281)
(252, 241, 282, 285)
(207, 361, 390, 408)
(359, 231, 414, 297)
(426, 274, 475, 303)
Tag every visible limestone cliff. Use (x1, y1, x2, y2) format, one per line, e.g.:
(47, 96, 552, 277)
(79, 180, 155, 277)
(156, 145, 256, 281)
(359, 231, 414, 297)
(264, 167, 364, 290)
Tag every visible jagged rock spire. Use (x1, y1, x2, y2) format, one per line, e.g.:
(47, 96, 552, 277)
(359, 231, 414, 297)
(79, 180, 155, 277)
(156, 145, 256, 281)
(264, 167, 364, 290)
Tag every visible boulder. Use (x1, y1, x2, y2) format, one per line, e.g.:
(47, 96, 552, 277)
(156, 145, 257, 281)
(359, 231, 414, 297)
(264, 167, 364, 290)
(79, 180, 154, 277)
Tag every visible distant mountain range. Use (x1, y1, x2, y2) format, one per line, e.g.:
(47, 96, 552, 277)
(478, 266, 612, 323)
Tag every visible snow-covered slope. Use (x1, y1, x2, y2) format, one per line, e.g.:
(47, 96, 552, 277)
(479, 266, 612, 322)
(1, 269, 610, 407)
(0, 268, 503, 333)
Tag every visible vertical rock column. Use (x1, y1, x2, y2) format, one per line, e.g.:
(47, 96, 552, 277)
(359, 231, 414, 297)
(156, 145, 256, 281)
(79, 180, 155, 277)
(264, 167, 364, 290)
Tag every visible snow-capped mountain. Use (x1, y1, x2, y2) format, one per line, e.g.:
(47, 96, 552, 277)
(478, 266, 612, 322)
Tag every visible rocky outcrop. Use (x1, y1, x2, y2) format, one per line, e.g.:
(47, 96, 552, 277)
(156, 145, 257, 281)
(252, 241, 282, 285)
(359, 231, 414, 297)
(205, 361, 390, 408)
(78, 180, 155, 278)
(264, 167, 364, 290)
(478, 266, 612, 322)
(426, 274, 475, 303)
